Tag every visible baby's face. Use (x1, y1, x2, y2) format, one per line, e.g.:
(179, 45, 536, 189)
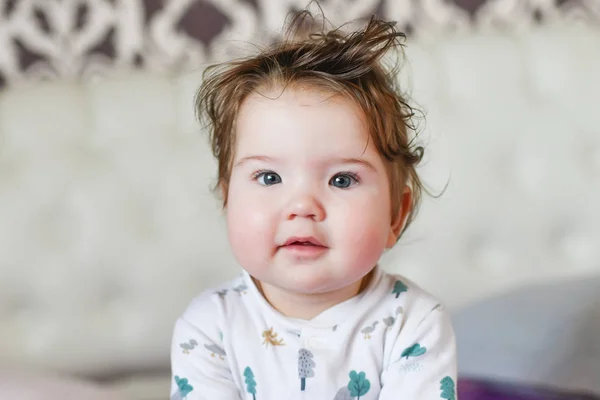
(226, 87, 398, 295)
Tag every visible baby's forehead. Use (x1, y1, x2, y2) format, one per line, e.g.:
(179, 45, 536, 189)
(237, 89, 367, 131)
(233, 86, 382, 162)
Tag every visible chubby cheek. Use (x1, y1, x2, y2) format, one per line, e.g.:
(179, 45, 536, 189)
(333, 199, 391, 271)
(226, 186, 274, 270)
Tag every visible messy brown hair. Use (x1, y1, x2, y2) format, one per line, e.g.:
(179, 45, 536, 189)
(195, 10, 425, 239)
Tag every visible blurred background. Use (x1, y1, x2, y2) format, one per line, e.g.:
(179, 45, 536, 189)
(0, 0, 599, 399)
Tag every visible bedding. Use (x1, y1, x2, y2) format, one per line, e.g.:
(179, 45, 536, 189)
(453, 277, 600, 395)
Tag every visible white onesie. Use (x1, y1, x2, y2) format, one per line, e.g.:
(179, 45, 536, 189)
(170, 266, 458, 400)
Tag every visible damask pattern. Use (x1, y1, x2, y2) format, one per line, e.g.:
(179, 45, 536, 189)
(0, 0, 598, 88)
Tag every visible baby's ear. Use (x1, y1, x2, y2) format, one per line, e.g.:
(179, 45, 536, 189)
(386, 186, 412, 248)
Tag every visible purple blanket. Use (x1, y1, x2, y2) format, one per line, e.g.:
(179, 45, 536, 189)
(458, 379, 600, 400)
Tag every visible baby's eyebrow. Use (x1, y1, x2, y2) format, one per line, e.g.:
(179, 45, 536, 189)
(331, 157, 377, 171)
(234, 155, 276, 167)
(234, 155, 376, 171)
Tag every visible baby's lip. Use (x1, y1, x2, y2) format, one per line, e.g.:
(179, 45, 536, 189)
(281, 236, 326, 247)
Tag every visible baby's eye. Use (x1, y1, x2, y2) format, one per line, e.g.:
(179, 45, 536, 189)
(329, 173, 359, 189)
(255, 171, 282, 186)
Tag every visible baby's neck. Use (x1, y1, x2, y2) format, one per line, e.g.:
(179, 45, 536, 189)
(253, 271, 374, 320)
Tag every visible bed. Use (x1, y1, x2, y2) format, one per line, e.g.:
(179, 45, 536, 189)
(0, 0, 599, 399)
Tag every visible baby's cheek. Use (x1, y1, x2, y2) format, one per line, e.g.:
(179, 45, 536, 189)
(342, 215, 389, 267)
(227, 196, 273, 262)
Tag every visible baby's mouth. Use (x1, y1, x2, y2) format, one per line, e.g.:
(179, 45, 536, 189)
(279, 236, 328, 257)
(281, 236, 326, 248)
(288, 241, 319, 246)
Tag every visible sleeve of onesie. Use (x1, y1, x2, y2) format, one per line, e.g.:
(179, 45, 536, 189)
(170, 313, 241, 400)
(378, 306, 458, 400)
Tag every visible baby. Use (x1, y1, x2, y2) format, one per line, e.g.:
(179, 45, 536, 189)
(170, 10, 457, 400)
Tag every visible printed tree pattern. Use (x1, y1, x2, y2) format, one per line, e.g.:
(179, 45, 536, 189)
(244, 367, 257, 400)
(347, 371, 370, 399)
(400, 343, 427, 359)
(392, 280, 408, 298)
(298, 348, 316, 391)
(440, 376, 456, 400)
(171, 376, 193, 400)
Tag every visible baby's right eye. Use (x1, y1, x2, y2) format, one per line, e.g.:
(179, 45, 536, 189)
(254, 171, 282, 186)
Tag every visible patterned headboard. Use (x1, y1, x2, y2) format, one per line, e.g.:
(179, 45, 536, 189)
(0, 0, 599, 381)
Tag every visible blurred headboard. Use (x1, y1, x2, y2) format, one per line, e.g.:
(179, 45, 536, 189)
(0, 1, 599, 380)
(382, 22, 600, 308)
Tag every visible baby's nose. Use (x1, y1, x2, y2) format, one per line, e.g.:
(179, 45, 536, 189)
(286, 194, 325, 221)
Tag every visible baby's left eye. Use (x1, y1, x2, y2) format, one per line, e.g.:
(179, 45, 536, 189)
(329, 173, 359, 189)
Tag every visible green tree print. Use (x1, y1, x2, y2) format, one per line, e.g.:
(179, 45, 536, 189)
(392, 280, 408, 298)
(400, 343, 427, 359)
(298, 348, 315, 391)
(347, 371, 370, 399)
(244, 367, 257, 400)
(172, 376, 193, 400)
(440, 376, 456, 400)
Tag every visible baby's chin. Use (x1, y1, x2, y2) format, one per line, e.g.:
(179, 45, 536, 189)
(248, 263, 372, 296)
(278, 274, 365, 297)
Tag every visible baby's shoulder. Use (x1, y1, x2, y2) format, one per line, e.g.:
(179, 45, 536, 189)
(377, 271, 447, 319)
(179, 274, 253, 327)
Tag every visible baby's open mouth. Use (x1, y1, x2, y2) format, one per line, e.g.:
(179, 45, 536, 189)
(282, 236, 326, 247)
(278, 237, 328, 258)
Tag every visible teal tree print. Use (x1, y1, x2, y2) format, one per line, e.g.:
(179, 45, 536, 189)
(440, 376, 456, 400)
(392, 280, 408, 298)
(298, 348, 315, 391)
(244, 367, 257, 400)
(347, 371, 370, 399)
(171, 376, 193, 400)
(400, 343, 427, 359)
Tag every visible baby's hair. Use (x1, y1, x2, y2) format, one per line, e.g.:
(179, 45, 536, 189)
(196, 8, 425, 240)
